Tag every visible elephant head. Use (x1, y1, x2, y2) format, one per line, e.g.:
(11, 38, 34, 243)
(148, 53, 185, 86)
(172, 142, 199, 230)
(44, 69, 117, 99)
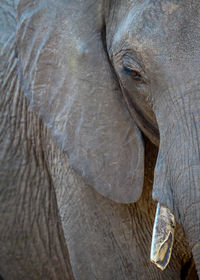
(17, 0, 200, 275)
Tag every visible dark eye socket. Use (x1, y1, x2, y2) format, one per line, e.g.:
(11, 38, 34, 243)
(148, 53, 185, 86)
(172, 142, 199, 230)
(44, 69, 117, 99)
(122, 66, 142, 81)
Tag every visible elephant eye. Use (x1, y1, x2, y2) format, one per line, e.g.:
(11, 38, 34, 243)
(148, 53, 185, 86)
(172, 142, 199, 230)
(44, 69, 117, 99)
(122, 66, 142, 81)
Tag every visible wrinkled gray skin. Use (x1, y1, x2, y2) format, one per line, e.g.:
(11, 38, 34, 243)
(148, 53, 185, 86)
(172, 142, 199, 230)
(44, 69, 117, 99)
(0, 0, 200, 279)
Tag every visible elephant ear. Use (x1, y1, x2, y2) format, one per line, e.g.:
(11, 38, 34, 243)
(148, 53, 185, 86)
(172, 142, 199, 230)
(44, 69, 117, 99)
(16, 0, 144, 203)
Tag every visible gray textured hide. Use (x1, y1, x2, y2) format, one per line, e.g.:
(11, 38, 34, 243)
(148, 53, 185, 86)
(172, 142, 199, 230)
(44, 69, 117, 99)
(16, 0, 144, 203)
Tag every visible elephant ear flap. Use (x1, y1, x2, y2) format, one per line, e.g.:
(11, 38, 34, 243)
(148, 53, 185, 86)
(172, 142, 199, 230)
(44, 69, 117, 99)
(16, 1, 144, 203)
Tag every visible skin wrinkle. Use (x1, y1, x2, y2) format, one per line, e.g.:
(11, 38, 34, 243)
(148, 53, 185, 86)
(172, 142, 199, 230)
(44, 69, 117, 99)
(108, 1, 200, 275)
(162, 131, 198, 224)
(191, 113, 200, 159)
(183, 204, 200, 232)
(0, 8, 75, 277)
(51, 132, 191, 279)
(155, 83, 200, 183)
(168, 113, 200, 180)
(1, 0, 199, 278)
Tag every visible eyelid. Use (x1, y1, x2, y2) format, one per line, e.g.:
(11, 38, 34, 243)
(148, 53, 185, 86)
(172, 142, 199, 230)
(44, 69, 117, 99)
(122, 54, 143, 73)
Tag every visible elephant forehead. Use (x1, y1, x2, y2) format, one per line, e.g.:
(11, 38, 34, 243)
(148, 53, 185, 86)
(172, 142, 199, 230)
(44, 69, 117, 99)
(111, 0, 200, 60)
(110, 0, 200, 90)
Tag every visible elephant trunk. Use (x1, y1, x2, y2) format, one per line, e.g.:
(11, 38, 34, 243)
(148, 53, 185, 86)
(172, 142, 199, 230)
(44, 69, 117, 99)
(152, 100, 200, 275)
(175, 165, 200, 274)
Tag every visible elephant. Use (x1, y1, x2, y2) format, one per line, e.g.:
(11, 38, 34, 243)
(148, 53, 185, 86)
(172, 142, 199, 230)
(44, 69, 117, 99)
(0, 0, 200, 279)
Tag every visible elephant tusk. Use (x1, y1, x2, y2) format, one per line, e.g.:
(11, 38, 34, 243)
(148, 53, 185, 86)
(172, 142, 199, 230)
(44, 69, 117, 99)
(150, 203, 176, 270)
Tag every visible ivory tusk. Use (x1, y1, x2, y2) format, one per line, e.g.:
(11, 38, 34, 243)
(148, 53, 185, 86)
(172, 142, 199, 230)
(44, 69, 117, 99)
(150, 203, 176, 270)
